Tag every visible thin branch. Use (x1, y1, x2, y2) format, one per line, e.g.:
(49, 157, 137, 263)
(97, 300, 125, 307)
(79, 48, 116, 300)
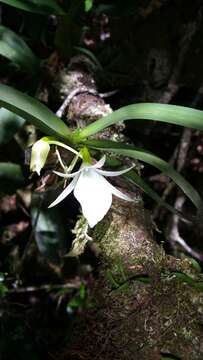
(167, 196, 203, 262)
(56, 87, 97, 118)
(8, 280, 81, 294)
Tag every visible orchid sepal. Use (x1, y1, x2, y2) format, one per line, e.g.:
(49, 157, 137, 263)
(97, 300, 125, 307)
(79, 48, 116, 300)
(49, 156, 135, 227)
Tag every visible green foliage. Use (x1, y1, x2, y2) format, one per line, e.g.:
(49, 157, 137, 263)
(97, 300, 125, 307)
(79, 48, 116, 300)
(0, 25, 39, 72)
(0, 273, 8, 297)
(107, 269, 150, 292)
(0, 0, 65, 15)
(0, 84, 72, 142)
(0, 162, 24, 194)
(189, 258, 202, 273)
(0, 108, 25, 145)
(160, 355, 181, 360)
(1, 81, 203, 213)
(124, 169, 188, 218)
(54, 0, 82, 57)
(0, 3, 202, 357)
(174, 272, 203, 292)
(31, 193, 67, 263)
(66, 283, 87, 312)
(75, 103, 203, 141)
(104, 156, 183, 217)
(86, 139, 203, 211)
(84, 0, 93, 12)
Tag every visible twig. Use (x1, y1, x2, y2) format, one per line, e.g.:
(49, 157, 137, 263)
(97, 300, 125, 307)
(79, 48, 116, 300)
(8, 280, 81, 294)
(177, 128, 192, 172)
(99, 89, 119, 98)
(153, 80, 203, 220)
(56, 87, 97, 118)
(167, 196, 203, 262)
(151, 11, 202, 215)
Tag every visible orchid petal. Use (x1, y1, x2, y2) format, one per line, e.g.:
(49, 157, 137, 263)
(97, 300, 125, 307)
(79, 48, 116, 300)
(74, 168, 112, 228)
(48, 175, 79, 208)
(97, 165, 134, 177)
(53, 168, 82, 178)
(91, 155, 106, 169)
(106, 181, 134, 202)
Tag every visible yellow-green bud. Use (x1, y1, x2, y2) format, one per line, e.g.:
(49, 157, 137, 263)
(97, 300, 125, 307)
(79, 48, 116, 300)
(30, 139, 50, 175)
(80, 146, 91, 164)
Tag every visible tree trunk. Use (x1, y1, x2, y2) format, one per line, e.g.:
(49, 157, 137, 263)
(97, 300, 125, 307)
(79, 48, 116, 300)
(54, 58, 203, 360)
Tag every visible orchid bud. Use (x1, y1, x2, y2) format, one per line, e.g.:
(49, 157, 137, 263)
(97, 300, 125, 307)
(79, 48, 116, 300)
(30, 139, 50, 175)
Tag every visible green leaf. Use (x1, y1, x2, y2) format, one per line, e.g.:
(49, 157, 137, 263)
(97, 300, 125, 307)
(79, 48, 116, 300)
(0, 0, 65, 15)
(55, 1, 81, 57)
(0, 283, 8, 297)
(0, 25, 39, 72)
(0, 108, 25, 144)
(174, 272, 203, 292)
(125, 169, 189, 220)
(160, 355, 181, 360)
(84, 0, 93, 12)
(174, 272, 195, 285)
(79, 283, 86, 300)
(86, 139, 203, 211)
(104, 156, 188, 219)
(75, 103, 203, 141)
(188, 258, 202, 273)
(31, 192, 67, 263)
(0, 84, 73, 142)
(134, 275, 151, 284)
(0, 162, 24, 193)
(67, 297, 82, 309)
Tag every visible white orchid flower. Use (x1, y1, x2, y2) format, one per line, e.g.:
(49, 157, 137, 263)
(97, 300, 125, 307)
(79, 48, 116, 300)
(49, 155, 135, 228)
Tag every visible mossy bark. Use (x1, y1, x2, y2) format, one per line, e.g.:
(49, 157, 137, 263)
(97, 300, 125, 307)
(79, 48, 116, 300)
(65, 198, 203, 360)
(54, 61, 203, 360)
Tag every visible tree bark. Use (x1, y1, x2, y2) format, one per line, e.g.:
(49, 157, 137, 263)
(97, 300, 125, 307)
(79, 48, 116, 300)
(54, 58, 203, 360)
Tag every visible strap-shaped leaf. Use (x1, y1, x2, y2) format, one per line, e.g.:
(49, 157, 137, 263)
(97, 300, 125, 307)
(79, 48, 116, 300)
(0, 84, 72, 142)
(0, 0, 65, 15)
(0, 108, 25, 145)
(125, 169, 190, 220)
(0, 162, 24, 193)
(104, 155, 188, 219)
(75, 103, 203, 141)
(86, 139, 203, 211)
(0, 25, 39, 72)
